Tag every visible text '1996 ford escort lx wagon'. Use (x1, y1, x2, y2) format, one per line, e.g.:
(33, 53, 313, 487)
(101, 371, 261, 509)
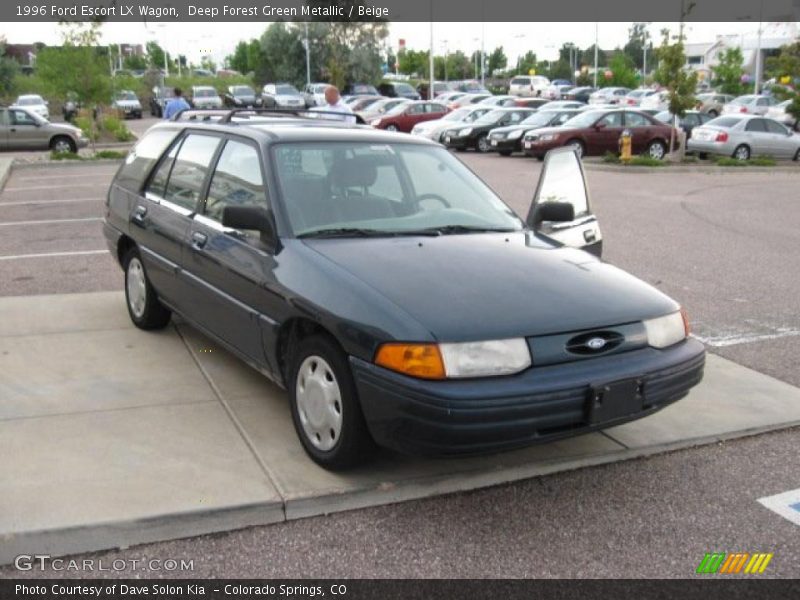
(103, 109, 705, 470)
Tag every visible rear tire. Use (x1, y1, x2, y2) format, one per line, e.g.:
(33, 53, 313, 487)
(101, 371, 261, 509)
(123, 248, 171, 330)
(386, 124, 399, 132)
(708, 109, 718, 117)
(647, 139, 667, 160)
(733, 144, 750, 161)
(288, 334, 374, 470)
(794, 148, 800, 162)
(565, 139, 585, 158)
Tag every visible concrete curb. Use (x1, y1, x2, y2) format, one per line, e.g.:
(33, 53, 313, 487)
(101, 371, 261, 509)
(11, 159, 125, 170)
(0, 158, 13, 192)
(583, 162, 800, 175)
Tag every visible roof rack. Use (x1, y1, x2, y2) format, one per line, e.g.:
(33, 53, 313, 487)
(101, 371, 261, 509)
(171, 108, 366, 125)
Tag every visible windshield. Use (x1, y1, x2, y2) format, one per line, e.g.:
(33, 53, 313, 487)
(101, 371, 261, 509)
(474, 109, 509, 124)
(195, 88, 217, 98)
(394, 83, 416, 94)
(520, 111, 559, 127)
(443, 108, 471, 121)
(232, 86, 254, 95)
(17, 96, 44, 106)
(273, 142, 523, 237)
(276, 84, 300, 95)
(732, 96, 756, 105)
(561, 110, 605, 128)
(116, 91, 137, 101)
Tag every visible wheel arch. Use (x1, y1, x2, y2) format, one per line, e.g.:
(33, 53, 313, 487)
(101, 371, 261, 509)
(274, 317, 343, 385)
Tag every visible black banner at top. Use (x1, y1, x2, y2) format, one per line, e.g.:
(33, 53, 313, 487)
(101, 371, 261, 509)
(3, 0, 800, 22)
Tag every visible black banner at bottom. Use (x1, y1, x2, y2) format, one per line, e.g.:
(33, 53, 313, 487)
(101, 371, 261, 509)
(2, 579, 799, 600)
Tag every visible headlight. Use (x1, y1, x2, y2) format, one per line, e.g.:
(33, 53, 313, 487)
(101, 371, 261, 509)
(458, 127, 473, 136)
(506, 129, 524, 139)
(374, 339, 531, 380)
(643, 309, 689, 349)
(539, 133, 559, 141)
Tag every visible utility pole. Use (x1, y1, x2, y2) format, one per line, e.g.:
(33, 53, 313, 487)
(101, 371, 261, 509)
(429, 20, 434, 100)
(480, 21, 485, 85)
(304, 22, 311, 86)
(754, 0, 763, 94)
(593, 23, 598, 87)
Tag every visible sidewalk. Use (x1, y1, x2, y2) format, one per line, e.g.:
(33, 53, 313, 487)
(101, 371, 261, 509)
(2, 291, 800, 563)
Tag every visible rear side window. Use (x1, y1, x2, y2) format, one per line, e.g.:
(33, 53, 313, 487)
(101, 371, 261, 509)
(765, 120, 788, 135)
(116, 129, 179, 191)
(745, 119, 767, 132)
(164, 134, 221, 210)
(511, 78, 530, 85)
(204, 140, 268, 221)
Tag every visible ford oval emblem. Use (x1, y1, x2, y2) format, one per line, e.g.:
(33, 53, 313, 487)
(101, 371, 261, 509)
(586, 337, 607, 350)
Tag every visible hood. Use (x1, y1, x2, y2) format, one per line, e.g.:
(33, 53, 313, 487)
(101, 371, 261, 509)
(48, 122, 81, 135)
(304, 233, 678, 342)
(232, 94, 256, 102)
(524, 125, 570, 138)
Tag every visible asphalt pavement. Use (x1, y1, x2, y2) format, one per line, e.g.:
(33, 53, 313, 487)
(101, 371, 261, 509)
(1, 138, 798, 578)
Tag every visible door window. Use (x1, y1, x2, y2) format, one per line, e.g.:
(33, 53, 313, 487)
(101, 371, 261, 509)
(598, 112, 623, 127)
(146, 141, 181, 198)
(10, 109, 37, 126)
(164, 134, 221, 211)
(204, 140, 268, 221)
(407, 104, 424, 115)
(745, 119, 767, 132)
(764, 120, 788, 135)
(624, 112, 651, 127)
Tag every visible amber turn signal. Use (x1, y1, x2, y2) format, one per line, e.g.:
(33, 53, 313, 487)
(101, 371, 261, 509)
(680, 307, 691, 337)
(374, 343, 446, 380)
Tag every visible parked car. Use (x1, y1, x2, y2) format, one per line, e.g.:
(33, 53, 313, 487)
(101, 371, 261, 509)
(410, 105, 493, 142)
(588, 87, 631, 105)
(695, 93, 735, 117)
(190, 86, 223, 110)
(537, 100, 586, 111)
(451, 80, 490, 93)
(448, 93, 492, 109)
(303, 83, 330, 107)
(370, 100, 448, 132)
(149, 86, 174, 118)
(513, 97, 552, 109)
(478, 95, 516, 107)
(654, 110, 713, 139)
(623, 89, 657, 107)
(13, 94, 49, 119)
(223, 85, 261, 108)
(443, 107, 536, 152)
(417, 81, 453, 98)
(640, 90, 670, 112)
(0, 106, 86, 153)
(509, 75, 550, 97)
(62, 92, 80, 123)
(356, 97, 411, 122)
(347, 96, 384, 113)
(111, 90, 143, 119)
(722, 95, 777, 116)
(544, 84, 574, 100)
(436, 92, 466, 105)
(262, 83, 305, 109)
(487, 108, 586, 155)
(523, 108, 677, 160)
(564, 87, 597, 103)
(342, 83, 379, 96)
(687, 115, 800, 161)
(377, 81, 421, 100)
(103, 117, 704, 468)
(765, 99, 799, 131)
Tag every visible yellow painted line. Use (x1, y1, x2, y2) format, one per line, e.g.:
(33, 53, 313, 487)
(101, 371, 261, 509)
(733, 553, 749, 573)
(758, 553, 773, 573)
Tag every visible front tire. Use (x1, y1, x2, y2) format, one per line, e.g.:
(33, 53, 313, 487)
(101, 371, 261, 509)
(733, 144, 750, 161)
(647, 139, 667, 160)
(123, 248, 171, 330)
(708, 109, 718, 117)
(50, 136, 76, 154)
(386, 124, 399, 132)
(499, 150, 512, 157)
(476, 134, 491, 153)
(288, 335, 374, 469)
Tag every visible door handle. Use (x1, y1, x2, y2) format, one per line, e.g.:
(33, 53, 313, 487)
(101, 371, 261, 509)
(131, 205, 147, 227)
(191, 231, 208, 249)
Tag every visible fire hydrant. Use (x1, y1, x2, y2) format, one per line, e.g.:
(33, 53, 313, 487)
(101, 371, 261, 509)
(619, 128, 632, 162)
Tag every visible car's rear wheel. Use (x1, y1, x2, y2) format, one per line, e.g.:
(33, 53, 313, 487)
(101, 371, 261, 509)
(647, 139, 667, 160)
(386, 124, 399, 132)
(288, 334, 374, 469)
(733, 144, 751, 161)
(50, 136, 76, 154)
(708, 109, 718, 117)
(123, 248, 171, 330)
(565, 139, 585, 158)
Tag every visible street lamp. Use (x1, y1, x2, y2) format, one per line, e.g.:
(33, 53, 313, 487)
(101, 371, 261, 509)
(303, 22, 311, 86)
(472, 37, 480, 78)
(440, 40, 449, 83)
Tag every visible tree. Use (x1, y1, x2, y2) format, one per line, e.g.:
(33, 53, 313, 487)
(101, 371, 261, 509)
(146, 41, 166, 70)
(0, 38, 18, 99)
(606, 52, 639, 88)
(487, 46, 507, 75)
(765, 42, 800, 127)
(398, 49, 429, 78)
(228, 41, 250, 74)
(516, 51, 537, 75)
(654, 28, 698, 159)
(623, 22, 652, 70)
(712, 47, 745, 95)
(259, 22, 307, 86)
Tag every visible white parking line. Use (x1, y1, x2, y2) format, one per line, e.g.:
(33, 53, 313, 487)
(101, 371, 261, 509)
(0, 250, 108, 261)
(0, 217, 102, 227)
(2, 183, 107, 192)
(758, 488, 800, 527)
(0, 198, 103, 207)
(692, 330, 800, 347)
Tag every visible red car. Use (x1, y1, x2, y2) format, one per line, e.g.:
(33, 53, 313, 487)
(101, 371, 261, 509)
(522, 108, 679, 160)
(369, 100, 449, 132)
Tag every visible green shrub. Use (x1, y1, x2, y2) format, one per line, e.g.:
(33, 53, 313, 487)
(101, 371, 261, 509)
(74, 115, 98, 141)
(628, 156, 666, 167)
(602, 151, 620, 163)
(50, 151, 83, 161)
(714, 156, 776, 167)
(100, 114, 135, 142)
(93, 150, 127, 160)
(749, 156, 777, 166)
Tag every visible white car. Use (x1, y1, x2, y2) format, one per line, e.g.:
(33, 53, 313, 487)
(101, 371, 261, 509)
(262, 83, 305, 108)
(588, 87, 632, 105)
(13, 94, 49, 119)
(111, 90, 143, 119)
(190, 86, 223, 109)
(766, 99, 798, 131)
(543, 84, 574, 100)
(410, 105, 493, 142)
(640, 90, 670, 112)
(508, 75, 550, 97)
(623, 89, 657, 107)
(303, 83, 330, 107)
(722, 94, 778, 116)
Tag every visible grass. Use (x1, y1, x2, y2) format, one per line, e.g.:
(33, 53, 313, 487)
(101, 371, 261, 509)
(49, 151, 83, 161)
(714, 155, 777, 167)
(49, 150, 127, 161)
(601, 151, 665, 167)
(93, 150, 127, 160)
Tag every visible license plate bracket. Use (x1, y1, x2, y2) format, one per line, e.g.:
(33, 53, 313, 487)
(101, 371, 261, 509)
(587, 378, 643, 425)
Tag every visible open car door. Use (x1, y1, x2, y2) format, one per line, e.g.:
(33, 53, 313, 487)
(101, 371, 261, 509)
(526, 146, 603, 257)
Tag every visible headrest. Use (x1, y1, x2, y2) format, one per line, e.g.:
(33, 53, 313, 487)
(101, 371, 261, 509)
(330, 157, 378, 188)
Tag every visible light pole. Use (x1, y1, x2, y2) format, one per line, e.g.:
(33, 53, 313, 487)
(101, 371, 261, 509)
(304, 22, 311, 86)
(472, 37, 480, 78)
(480, 22, 485, 85)
(754, 0, 764, 94)
(429, 20, 434, 100)
(441, 40, 449, 83)
(593, 23, 599, 87)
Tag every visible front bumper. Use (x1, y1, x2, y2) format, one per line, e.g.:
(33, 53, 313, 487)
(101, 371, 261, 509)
(352, 338, 705, 456)
(443, 133, 476, 150)
(488, 137, 522, 152)
(522, 138, 563, 157)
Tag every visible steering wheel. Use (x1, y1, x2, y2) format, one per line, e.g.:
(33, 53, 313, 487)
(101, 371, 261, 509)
(415, 193, 451, 210)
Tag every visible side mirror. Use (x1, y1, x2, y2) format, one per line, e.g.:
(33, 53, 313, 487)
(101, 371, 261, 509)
(530, 202, 575, 228)
(527, 146, 589, 229)
(222, 206, 278, 250)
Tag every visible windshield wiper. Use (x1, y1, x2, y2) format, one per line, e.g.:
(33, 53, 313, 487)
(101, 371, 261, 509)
(298, 227, 392, 239)
(413, 225, 519, 236)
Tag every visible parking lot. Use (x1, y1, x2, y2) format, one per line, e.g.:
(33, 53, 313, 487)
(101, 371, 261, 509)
(1, 138, 800, 577)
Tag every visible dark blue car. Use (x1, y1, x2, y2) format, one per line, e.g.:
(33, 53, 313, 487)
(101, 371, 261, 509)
(103, 109, 705, 469)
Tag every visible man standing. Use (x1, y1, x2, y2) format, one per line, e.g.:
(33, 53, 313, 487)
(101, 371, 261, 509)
(311, 85, 356, 124)
(163, 88, 191, 120)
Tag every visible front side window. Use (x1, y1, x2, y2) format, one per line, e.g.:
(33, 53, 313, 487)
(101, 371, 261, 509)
(273, 143, 522, 236)
(624, 112, 651, 127)
(204, 140, 267, 221)
(164, 134, 221, 211)
(599, 112, 623, 127)
(10, 109, 37, 125)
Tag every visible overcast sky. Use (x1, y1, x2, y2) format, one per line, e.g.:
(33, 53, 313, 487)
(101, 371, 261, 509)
(0, 21, 791, 66)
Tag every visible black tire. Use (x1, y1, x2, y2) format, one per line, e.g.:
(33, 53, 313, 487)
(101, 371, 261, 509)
(698, 152, 708, 160)
(476, 134, 491, 153)
(123, 248, 171, 330)
(386, 124, 399, 132)
(565, 139, 585, 158)
(794, 148, 800, 162)
(50, 136, 76, 154)
(536, 155, 545, 162)
(646, 139, 668, 160)
(499, 150, 512, 157)
(733, 144, 750, 161)
(708, 109, 718, 117)
(288, 334, 374, 470)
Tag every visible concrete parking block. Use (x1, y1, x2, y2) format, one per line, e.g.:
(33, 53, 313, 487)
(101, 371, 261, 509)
(604, 353, 800, 449)
(0, 402, 283, 564)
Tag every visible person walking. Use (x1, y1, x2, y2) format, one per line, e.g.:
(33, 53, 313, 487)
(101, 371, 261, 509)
(311, 85, 356, 124)
(163, 88, 191, 120)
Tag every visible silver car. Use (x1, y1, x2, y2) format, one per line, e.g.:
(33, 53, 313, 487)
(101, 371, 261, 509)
(189, 86, 223, 110)
(262, 83, 305, 109)
(111, 90, 143, 119)
(410, 105, 493, 141)
(1, 106, 87, 152)
(765, 99, 799, 131)
(721, 95, 777, 116)
(695, 93, 735, 117)
(687, 114, 800, 161)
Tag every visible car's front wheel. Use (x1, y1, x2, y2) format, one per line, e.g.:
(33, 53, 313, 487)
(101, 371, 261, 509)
(565, 139, 585, 158)
(708, 109, 718, 117)
(647, 139, 667, 160)
(733, 144, 751, 161)
(50, 136, 76, 154)
(123, 248, 171, 330)
(476, 135, 491, 153)
(288, 334, 374, 469)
